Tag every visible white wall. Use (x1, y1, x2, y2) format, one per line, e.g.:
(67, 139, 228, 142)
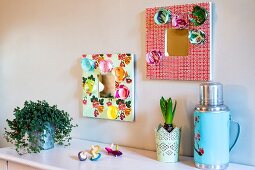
(0, 0, 255, 166)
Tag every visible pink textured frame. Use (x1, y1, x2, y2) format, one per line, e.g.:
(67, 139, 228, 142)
(146, 2, 212, 81)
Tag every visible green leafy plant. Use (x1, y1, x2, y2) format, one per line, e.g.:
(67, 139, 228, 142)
(4, 100, 78, 154)
(160, 97, 177, 133)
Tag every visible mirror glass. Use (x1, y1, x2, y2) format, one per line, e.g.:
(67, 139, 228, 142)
(165, 29, 189, 56)
(98, 73, 115, 98)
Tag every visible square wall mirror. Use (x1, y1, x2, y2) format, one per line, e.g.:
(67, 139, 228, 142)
(165, 29, 189, 56)
(146, 2, 212, 81)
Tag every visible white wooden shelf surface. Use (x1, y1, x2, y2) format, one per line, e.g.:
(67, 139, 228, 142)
(0, 138, 254, 170)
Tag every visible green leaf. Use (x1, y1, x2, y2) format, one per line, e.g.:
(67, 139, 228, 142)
(166, 98, 173, 124)
(160, 97, 166, 121)
(172, 100, 177, 119)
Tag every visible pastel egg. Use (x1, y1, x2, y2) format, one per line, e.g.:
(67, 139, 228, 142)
(107, 106, 118, 120)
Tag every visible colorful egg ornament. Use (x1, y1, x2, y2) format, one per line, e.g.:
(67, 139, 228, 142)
(78, 151, 88, 161)
(154, 8, 171, 25)
(146, 50, 162, 65)
(90, 145, 102, 161)
(189, 5, 208, 26)
(90, 153, 102, 161)
(113, 67, 127, 82)
(189, 30, 206, 44)
(115, 85, 130, 100)
(107, 105, 119, 120)
(99, 59, 114, 74)
(83, 79, 95, 95)
(172, 13, 188, 29)
(105, 144, 123, 157)
(81, 58, 95, 72)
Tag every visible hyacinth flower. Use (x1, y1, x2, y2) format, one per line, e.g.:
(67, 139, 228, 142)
(160, 97, 177, 133)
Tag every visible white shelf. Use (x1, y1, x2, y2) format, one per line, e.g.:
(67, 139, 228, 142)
(0, 138, 254, 170)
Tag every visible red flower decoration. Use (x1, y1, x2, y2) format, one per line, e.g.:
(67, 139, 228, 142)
(118, 54, 125, 60)
(199, 148, 204, 155)
(196, 133, 200, 140)
(93, 101, 100, 108)
(82, 99, 87, 105)
(118, 103, 126, 111)
(120, 61, 125, 67)
(107, 54, 112, 58)
(94, 110, 99, 117)
(126, 78, 132, 84)
(107, 101, 112, 106)
(92, 54, 99, 60)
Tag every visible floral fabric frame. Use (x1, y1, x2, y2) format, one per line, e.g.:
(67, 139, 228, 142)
(81, 54, 134, 122)
(146, 2, 212, 81)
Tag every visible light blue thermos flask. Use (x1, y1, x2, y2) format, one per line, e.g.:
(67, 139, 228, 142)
(194, 82, 240, 169)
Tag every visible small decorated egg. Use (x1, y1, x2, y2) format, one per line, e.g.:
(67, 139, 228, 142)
(107, 106, 118, 120)
(90, 153, 102, 161)
(189, 30, 206, 44)
(99, 59, 113, 74)
(113, 67, 127, 82)
(172, 13, 188, 29)
(146, 50, 162, 65)
(189, 6, 208, 26)
(154, 8, 171, 25)
(78, 151, 87, 161)
(81, 58, 95, 72)
(115, 85, 130, 100)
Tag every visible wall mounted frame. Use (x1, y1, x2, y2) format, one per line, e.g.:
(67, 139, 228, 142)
(81, 54, 135, 122)
(146, 2, 212, 81)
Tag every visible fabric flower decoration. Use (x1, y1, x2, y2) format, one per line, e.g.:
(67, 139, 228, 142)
(99, 59, 113, 74)
(146, 50, 162, 65)
(81, 58, 95, 72)
(107, 106, 118, 119)
(172, 13, 188, 29)
(115, 85, 130, 100)
(113, 67, 127, 82)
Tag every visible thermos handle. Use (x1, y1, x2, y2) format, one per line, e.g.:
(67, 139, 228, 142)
(229, 120, 240, 151)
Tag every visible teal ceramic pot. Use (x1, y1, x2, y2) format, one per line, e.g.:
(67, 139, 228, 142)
(32, 122, 55, 150)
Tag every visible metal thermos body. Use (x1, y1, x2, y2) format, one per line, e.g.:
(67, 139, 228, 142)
(194, 82, 231, 169)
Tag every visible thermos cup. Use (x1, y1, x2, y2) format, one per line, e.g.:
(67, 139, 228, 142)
(194, 82, 240, 169)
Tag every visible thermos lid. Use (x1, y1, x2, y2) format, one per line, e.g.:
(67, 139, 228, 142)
(200, 82, 224, 106)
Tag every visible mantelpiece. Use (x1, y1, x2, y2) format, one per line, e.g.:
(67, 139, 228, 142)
(0, 139, 253, 170)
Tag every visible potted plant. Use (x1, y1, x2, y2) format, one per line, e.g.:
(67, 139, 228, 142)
(4, 100, 77, 155)
(155, 97, 181, 162)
